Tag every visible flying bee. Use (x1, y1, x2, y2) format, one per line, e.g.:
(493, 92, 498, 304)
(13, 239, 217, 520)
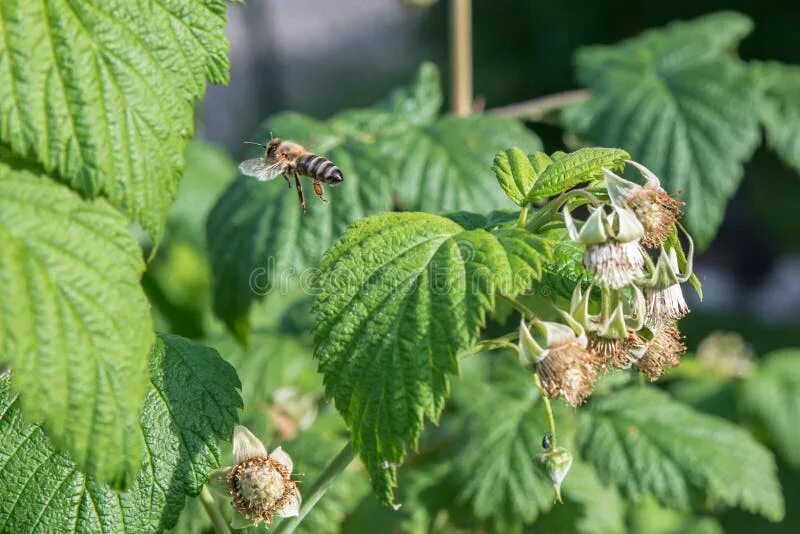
(239, 137, 343, 211)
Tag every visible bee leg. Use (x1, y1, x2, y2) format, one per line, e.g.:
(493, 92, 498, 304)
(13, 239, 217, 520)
(312, 181, 328, 203)
(282, 173, 292, 189)
(294, 174, 307, 212)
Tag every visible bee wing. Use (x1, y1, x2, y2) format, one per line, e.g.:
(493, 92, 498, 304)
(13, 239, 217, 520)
(239, 158, 285, 181)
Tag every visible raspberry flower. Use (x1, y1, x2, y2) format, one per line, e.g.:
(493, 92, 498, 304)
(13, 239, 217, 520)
(604, 161, 684, 248)
(569, 282, 646, 370)
(639, 245, 693, 328)
(519, 314, 601, 406)
(209, 425, 301, 529)
(635, 323, 687, 380)
(564, 202, 645, 289)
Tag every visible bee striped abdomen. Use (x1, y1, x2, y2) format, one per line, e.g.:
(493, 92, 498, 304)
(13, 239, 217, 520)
(297, 154, 343, 184)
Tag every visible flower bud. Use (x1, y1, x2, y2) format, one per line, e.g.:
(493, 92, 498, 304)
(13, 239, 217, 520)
(536, 446, 573, 503)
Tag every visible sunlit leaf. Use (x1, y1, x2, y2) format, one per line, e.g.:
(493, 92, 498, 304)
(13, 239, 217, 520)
(0, 162, 153, 487)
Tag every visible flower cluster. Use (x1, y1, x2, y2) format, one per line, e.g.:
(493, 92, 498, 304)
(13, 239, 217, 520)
(531, 161, 694, 405)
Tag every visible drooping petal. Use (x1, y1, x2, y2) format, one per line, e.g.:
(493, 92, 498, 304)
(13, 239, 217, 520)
(233, 425, 268, 463)
(604, 167, 640, 206)
(538, 319, 579, 349)
(611, 205, 645, 243)
(207, 466, 232, 497)
(577, 207, 609, 245)
(276, 487, 302, 518)
(625, 159, 663, 189)
(519, 319, 547, 367)
(270, 446, 294, 473)
(229, 509, 257, 530)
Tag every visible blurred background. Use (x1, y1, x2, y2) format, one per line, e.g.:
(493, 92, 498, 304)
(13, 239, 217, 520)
(198, 0, 800, 355)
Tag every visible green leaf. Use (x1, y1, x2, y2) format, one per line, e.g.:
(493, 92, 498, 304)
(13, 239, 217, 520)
(578, 386, 784, 521)
(753, 61, 800, 174)
(539, 229, 588, 300)
(525, 147, 629, 202)
(454, 351, 555, 530)
(740, 349, 800, 468)
(564, 12, 762, 248)
(394, 114, 542, 212)
(0, 334, 242, 533)
(0, 0, 230, 239)
(312, 212, 553, 504)
(0, 162, 153, 487)
(493, 147, 539, 206)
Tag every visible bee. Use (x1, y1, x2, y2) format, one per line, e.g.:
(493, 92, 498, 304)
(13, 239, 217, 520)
(239, 137, 343, 211)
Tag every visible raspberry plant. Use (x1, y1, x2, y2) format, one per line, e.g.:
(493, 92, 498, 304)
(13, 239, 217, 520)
(1, 4, 799, 534)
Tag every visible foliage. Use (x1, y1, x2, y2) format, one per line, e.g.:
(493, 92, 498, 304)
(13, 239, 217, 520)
(564, 12, 763, 248)
(740, 350, 800, 469)
(1, 3, 800, 534)
(0, 161, 154, 487)
(312, 212, 553, 502)
(0, 0, 233, 489)
(753, 62, 800, 175)
(0, 0, 229, 241)
(577, 386, 783, 521)
(206, 63, 541, 335)
(454, 353, 555, 530)
(0, 335, 242, 533)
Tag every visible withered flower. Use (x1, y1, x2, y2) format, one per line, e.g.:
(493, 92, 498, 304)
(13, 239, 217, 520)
(209, 425, 301, 529)
(635, 323, 686, 381)
(639, 247, 692, 328)
(605, 161, 683, 248)
(564, 203, 645, 289)
(519, 315, 601, 406)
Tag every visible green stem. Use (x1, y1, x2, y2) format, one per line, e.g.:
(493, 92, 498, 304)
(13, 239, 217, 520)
(458, 332, 519, 358)
(502, 294, 537, 318)
(517, 205, 529, 228)
(526, 189, 601, 233)
(200, 486, 231, 534)
(274, 442, 355, 534)
(533, 373, 557, 448)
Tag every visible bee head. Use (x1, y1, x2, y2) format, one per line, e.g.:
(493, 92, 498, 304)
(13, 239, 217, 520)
(266, 137, 282, 158)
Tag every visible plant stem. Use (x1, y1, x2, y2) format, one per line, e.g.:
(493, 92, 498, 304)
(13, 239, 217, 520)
(526, 189, 601, 233)
(200, 486, 231, 534)
(274, 442, 355, 534)
(458, 332, 520, 358)
(533, 373, 557, 448)
(517, 205, 529, 228)
(492, 89, 591, 121)
(449, 0, 472, 116)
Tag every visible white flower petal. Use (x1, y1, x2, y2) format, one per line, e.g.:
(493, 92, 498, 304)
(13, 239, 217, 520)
(276, 488, 301, 517)
(270, 446, 294, 472)
(233, 425, 268, 463)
